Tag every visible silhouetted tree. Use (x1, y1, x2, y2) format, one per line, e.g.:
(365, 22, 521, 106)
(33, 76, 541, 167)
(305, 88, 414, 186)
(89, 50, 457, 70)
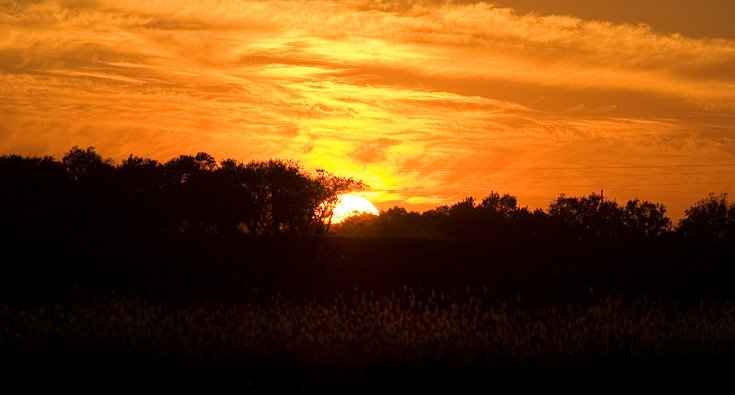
(239, 159, 363, 238)
(120, 155, 163, 189)
(523, 208, 552, 239)
(1, 147, 712, 247)
(61, 147, 117, 230)
(159, 153, 212, 232)
(623, 198, 671, 238)
(444, 197, 477, 237)
(547, 193, 625, 240)
(241, 159, 308, 236)
(307, 168, 365, 236)
(330, 211, 381, 238)
(117, 155, 165, 232)
(474, 191, 532, 239)
(677, 193, 735, 243)
(62, 146, 114, 182)
(379, 206, 432, 238)
(478, 192, 518, 216)
(0, 154, 67, 231)
(419, 204, 448, 232)
(209, 158, 252, 235)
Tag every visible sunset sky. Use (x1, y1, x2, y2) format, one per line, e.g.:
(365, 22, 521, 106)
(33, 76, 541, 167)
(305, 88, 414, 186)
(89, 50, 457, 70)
(2, 0, 734, 220)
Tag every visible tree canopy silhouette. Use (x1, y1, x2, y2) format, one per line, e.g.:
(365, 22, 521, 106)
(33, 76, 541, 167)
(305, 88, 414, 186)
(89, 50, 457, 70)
(0, 147, 364, 238)
(677, 193, 735, 242)
(5, 147, 734, 247)
(334, 191, 675, 243)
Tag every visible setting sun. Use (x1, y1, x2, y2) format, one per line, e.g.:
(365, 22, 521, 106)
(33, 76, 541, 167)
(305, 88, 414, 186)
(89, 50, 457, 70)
(331, 195, 379, 223)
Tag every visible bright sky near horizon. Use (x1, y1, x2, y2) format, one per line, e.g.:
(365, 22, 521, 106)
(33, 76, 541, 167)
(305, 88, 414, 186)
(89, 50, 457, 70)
(2, 0, 734, 220)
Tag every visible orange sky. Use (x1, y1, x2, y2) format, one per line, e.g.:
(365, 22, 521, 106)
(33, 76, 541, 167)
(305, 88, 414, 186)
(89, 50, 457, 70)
(2, 0, 735, 220)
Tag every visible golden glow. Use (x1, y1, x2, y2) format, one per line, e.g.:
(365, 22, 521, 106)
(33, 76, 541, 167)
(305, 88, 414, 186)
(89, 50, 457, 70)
(331, 195, 380, 223)
(1, 1, 735, 220)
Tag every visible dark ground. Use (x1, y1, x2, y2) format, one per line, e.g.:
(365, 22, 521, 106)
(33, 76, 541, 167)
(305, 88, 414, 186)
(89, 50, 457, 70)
(3, 231, 734, 303)
(2, 232, 735, 393)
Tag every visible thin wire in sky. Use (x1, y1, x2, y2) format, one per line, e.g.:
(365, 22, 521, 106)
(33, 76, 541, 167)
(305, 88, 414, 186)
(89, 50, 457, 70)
(369, 164, 735, 171)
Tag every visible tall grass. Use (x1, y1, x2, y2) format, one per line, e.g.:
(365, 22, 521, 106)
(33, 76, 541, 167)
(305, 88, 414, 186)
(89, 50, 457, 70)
(2, 291, 735, 392)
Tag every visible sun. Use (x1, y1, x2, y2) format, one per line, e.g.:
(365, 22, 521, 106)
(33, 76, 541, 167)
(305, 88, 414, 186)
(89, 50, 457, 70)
(330, 195, 379, 223)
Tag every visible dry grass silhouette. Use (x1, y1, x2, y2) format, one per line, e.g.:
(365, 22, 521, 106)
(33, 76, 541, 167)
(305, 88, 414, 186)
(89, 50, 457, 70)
(3, 291, 734, 392)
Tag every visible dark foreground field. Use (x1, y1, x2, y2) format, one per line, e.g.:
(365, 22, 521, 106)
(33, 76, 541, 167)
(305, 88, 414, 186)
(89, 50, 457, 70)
(2, 232, 735, 392)
(4, 293, 735, 393)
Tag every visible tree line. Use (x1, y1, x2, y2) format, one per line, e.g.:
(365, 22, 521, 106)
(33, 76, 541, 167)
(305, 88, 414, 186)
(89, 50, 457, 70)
(0, 147, 362, 237)
(2, 146, 734, 244)
(335, 192, 735, 244)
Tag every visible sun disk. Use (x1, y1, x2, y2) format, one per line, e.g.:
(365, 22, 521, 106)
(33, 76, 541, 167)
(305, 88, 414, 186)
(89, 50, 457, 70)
(331, 195, 379, 223)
